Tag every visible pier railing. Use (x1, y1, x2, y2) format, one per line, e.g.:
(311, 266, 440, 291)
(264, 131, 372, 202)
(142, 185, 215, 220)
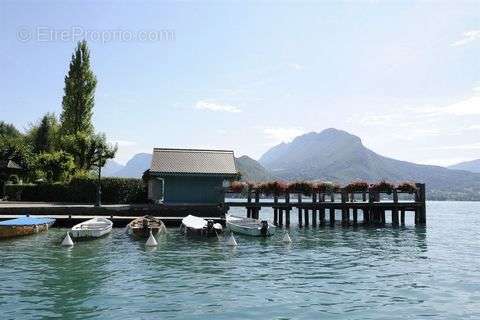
(225, 183, 426, 227)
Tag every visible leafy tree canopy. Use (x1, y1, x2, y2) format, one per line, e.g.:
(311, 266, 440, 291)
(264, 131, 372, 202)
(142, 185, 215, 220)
(60, 40, 97, 136)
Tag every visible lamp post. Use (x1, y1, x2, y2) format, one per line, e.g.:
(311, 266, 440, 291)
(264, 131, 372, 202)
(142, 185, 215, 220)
(95, 154, 102, 207)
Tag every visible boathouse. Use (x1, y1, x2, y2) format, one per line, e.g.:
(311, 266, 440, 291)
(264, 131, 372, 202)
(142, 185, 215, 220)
(146, 148, 239, 204)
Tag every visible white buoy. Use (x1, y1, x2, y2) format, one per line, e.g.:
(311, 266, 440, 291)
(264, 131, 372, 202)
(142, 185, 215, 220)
(61, 232, 74, 246)
(145, 230, 158, 246)
(226, 234, 237, 246)
(282, 232, 292, 243)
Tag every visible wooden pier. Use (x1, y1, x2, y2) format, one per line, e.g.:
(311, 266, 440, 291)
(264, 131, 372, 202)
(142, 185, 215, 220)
(226, 183, 426, 228)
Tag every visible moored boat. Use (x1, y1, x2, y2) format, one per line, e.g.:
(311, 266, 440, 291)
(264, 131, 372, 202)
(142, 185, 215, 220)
(71, 217, 112, 239)
(226, 214, 275, 237)
(0, 216, 56, 239)
(126, 215, 165, 238)
(180, 215, 222, 237)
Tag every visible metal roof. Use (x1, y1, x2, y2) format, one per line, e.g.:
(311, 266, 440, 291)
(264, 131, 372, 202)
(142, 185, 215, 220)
(150, 148, 237, 176)
(0, 160, 22, 170)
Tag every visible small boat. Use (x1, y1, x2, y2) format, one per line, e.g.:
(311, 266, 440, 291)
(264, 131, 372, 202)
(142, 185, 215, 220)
(226, 214, 276, 237)
(71, 217, 112, 239)
(180, 215, 222, 237)
(0, 216, 55, 239)
(126, 215, 165, 238)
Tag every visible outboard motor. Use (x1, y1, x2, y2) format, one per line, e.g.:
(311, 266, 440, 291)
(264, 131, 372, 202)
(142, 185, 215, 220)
(260, 220, 269, 236)
(207, 220, 214, 230)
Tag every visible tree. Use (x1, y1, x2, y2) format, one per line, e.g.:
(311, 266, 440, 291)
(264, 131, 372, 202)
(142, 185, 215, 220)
(26, 113, 59, 153)
(60, 40, 97, 135)
(0, 136, 33, 170)
(36, 151, 75, 183)
(60, 132, 117, 173)
(0, 121, 21, 138)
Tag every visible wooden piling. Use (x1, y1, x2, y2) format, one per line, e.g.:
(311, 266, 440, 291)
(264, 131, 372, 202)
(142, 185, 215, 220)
(298, 193, 303, 228)
(353, 208, 358, 225)
(279, 209, 283, 226)
(273, 194, 279, 226)
(392, 190, 399, 226)
(319, 193, 325, 226)
(312, 193, 317, 227)
(415, 183, 427, 224)
(400, 209, 405, 225)
(285, 193, 291, 227)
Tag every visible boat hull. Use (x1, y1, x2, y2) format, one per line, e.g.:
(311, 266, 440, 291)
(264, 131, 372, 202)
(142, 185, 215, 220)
(0, 223, 51, 239)
(180, 215, 222, 237)
(126, 216, 165, 239)
(71, 218, 113, 239)
(226, 214, 275, 237)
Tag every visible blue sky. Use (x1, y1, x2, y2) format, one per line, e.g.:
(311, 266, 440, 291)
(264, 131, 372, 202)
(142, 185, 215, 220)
(1, 1, 480, 165)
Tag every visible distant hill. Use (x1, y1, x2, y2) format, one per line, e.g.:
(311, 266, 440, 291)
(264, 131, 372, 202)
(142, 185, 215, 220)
(449, 159, 480, 173)
(105, 153, 272, 182)
(259, 128, 480, 200)
(102, 160, 125, 176)
(235, 155, 275, 182)
(106, 153, 152, 178)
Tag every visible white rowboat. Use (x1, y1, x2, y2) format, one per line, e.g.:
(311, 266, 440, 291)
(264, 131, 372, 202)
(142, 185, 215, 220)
(226, 214, 275, 237)
(71, 217, 113, 239)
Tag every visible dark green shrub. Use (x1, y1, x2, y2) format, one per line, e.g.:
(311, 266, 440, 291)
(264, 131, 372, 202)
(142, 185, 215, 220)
(5, 177, 147, 204)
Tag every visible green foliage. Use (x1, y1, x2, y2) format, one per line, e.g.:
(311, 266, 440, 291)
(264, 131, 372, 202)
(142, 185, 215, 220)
(0, 121, 21, 138)
(5, 177, 147, 204)
(27, 113, 59, 153)
(60, 132, 117, 172)
(0, 136, 33, 171)
(36, 151, 75, 183)
(60, 40, 97, 135)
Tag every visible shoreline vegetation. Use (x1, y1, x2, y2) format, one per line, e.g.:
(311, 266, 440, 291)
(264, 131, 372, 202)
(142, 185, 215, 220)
(1, 41, 117, 199)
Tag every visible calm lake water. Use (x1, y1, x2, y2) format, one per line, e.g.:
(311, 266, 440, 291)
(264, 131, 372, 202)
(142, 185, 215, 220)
(1, 201, 479, 319)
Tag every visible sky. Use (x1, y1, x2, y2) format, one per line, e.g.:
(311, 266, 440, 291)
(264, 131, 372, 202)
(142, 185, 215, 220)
(1, 1, 480, 166)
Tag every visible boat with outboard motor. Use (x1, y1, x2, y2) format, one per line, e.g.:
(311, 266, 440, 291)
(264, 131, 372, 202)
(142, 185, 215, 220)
(226, 214, 275, 236)
(0, 215, 56, 239)
(180, 215, 222, 237)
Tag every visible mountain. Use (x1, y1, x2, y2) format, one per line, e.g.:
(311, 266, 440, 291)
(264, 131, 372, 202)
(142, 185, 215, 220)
(449, 159, 480, 173)
(108, 153, 152, 178)
(235, 156, 275, 182)
(259, 128, 480, 200)
(102, 160, 125, 176)
(106, 152, 273, 182)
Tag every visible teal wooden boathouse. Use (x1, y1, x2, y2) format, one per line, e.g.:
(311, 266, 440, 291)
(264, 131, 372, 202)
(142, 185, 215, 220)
(146, 148, 239, 204)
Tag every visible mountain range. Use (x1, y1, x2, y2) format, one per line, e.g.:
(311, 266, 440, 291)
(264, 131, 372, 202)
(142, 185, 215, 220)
(105, 128, 480, 200)
(448, 159, 480, 173)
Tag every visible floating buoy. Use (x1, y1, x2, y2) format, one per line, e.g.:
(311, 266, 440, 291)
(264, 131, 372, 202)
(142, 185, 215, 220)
(61, 232, 74, 246)
(282, 232, 292, 243)
(159, 224, 167, 234)
(145, 230, 158, 246)
(226, 234, 237, 246)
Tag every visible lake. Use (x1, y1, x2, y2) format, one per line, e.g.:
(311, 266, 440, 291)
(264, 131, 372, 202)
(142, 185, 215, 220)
(0, 201, 479, 319)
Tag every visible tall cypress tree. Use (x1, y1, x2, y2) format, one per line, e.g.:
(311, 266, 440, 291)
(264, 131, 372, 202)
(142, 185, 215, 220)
(60, 40, 97, 135)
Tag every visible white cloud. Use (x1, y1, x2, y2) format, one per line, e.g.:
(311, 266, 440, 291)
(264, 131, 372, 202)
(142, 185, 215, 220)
(195, 100, 241, 113)
(263, 127, 306, 144)
(451, 30, 480, 47)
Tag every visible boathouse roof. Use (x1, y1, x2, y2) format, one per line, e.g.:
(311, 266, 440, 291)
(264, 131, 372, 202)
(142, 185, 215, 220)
(149, 148, 238, 176)
(0, 160, 22, 170)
